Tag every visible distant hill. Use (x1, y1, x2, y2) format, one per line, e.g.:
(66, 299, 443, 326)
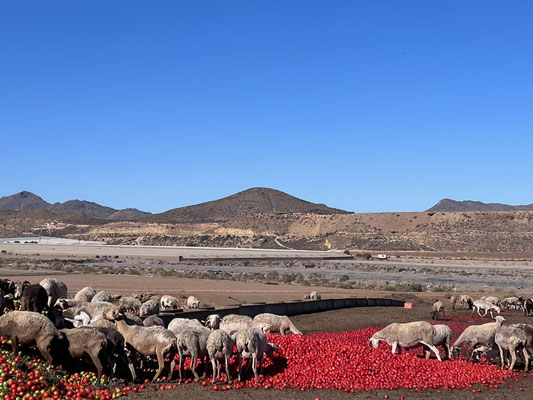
(0, 191, 50, 210)
(426, 198, 533, 212)
(147, 187, 351, 223)
(107, 208, 152, 221)
(49, 200, 117, 219)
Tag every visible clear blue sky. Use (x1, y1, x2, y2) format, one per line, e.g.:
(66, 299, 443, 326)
(1, 1, 532, 213)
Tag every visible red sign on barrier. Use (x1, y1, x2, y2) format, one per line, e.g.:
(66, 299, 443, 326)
(404, 302, 413, 309)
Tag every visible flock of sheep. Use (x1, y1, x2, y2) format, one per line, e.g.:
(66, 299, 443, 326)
(0, 278, 302, 384)
(371, 294, 533, 372)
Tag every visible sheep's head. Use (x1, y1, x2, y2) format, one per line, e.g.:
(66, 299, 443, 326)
(494, 315, 505, 325)
(14, 281, 30, 299)
(205, 314, 221, 330)
(55, 298, 69, 309)
(369, 334, 380, 349)
(103, 307, 121, 321)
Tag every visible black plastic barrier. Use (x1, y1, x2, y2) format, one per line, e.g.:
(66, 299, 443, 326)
(157, 297, 405, 326)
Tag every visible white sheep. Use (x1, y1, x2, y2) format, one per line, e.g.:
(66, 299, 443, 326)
(252, 313, 302, 336)
(472, 300, 500, 318)
(160, 295, 180, 311)
(221, 314, 252, 324)
(139, 299, 159, 317)
(495, 326, 529, 371)
(168, 318, 206, 333)
(62, 302, 118, 327)
(303, 291, 321, 300)
(451, 315, 505, 359)
(482, 296, 501, 307)
(187, 296, 200, 309)
(236, 327, 278, 382)
(92, 291, 112, 303)
(114, 296, 142, 314)
(369, 321, 442, 361)
(424, 324, 452, 359)
(175, 327, 210, 381)
(431, 301, 445, 320)
(39, 278, 68, 309)
(206, 329, 234, 383)
(459, 295, 474, 309)
(74, 287, 97, 303)
(501, 297, 520, 310)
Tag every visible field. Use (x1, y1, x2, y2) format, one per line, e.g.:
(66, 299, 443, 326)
(1, 246, 533, 399)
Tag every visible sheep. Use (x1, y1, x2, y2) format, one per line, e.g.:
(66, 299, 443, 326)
(472, 300, 500, 318)
(424, 324, 452, 360)
(501, 297, 521, 310)
(20, 284, 48, 313)
(74, 287, 97, 303)
(160, 295, 180, 311)
(124, 313, 143, 326)
(114, 296, 142, 314)
(92, 327, 135, 380)
(369, 321, 442, 361)
(39, 278, 68, 309)
(206, 329, 234, 383)
(205, 314, 221, 330)
(187, 296, 200, 309)
(512, 323, 533, 358)
(204, 313, 270, 336)
(47, 305, 71, 329)
(92, 291, 112, 303)
(0, 279, 15, 295)
(139, 299, 159, 317)
(143, 315, 165, 327)
(89, 312, 141, 329)
(0, 311, 59, 363)
(431, 301, 445, 321)
(62, 302, 118, 327)
(169, 317, 206, 333)
(524, 299, 533, 317)
(13, 280, 30, 299)
(236, 327, 278, 382)
(54, 327, 108, 378)
(252, 313, 302, 336)
(175, 327, 210, 381)
(221, 314, 252, 324)
(482, 296, 501, 307)
(104, 309, 177, 382)
(450, 295, 458, 310)
(451, 315, 505, 359)
(460, 295, 474, 309)
(55, 298, 84, 309)
(495, 326, 529, 371)
(304, 291, 321, 300)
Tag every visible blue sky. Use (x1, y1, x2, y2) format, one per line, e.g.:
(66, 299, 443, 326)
(1, 1, 532, 213)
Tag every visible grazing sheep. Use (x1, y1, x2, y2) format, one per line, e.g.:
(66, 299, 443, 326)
(431, 301, 445, 321)
(160, 295, 180, 311)
(175, 327, 210, 381)
(369, 321, 442, 361)
(236, 327, 278, 382)
(187, 296, 200, 309)
(114, 296, 142, 314)
(482, 296, 501, 307)
(20, 284, 48, 313)
(90, 313, 141, 329)
(524, 299, 533, 317)
(105, 311, 177, 382)
(424, 324, 452, 360)
(472, 300, 500, 318)
(450, 295, 458, 310)
(459, 295, 474, 309)
(39, 278, 68, 310)
(495, 326, 529, 371)
(501, 297, 521, 310)
(169, 317, 206, 333)
(92, 327, 135, 380)
(124, 313, 144, 325)
(206, 329, 234, 383)
(451, 315, 505, 359)
(139, 299, 159, 317)
(47, 306, 70, 329)
(143, 315, 165, 327)
(92, 291, 112, 303)
(0, 311, 59, 363)
(62, 302, 118, 327)
(513, 323, 533, 358)
(74, 287, 97, 303)
(252, 313, 302, 336)
(54, 327, 108, 378)
(13, 280, 30, 299)
(304, 291, 321, 300)
(205, 314, 221, 330)
(0, 279, 15, 295)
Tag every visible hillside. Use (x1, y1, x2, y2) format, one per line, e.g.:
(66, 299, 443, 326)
(427, 198, 533, 212)
(146, 187, 351, 223)
(49, 200, 117, 219)
(107, 208, 152, 221)
(0, 191, 50, 210)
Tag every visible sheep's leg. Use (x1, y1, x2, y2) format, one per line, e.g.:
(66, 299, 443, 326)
(224, 354, 232, 384)
(36, 340, 53, 364)
(211, 358, 217, 383)
(106, 354, 115, 380)
(391, 342, 398, 354)
(237, 353, 243, 382)
(498, 344, 505, 369)
(151, 351, 166, 383)
(510, 347, 517, 370)
(190, 355, 200, 380)
(178, 354, 184, 382)
(10, 336, 18, 354)
(522, 347, 530, 372)
(216, 360, 222, 381)
(126, 353, 137, 382)
(89, 353, 104, 379)
(280, 328, 286, 336)
(259, 353, 264, 375)
(252, 353, 259, 383)
(420, 342, 441, 362)
(168, 356, 176, 381)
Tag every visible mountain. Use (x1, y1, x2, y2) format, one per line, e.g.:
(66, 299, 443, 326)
(147, 187, 351, 223)
(49, 200, 117, 219)
(0, 191, 51, 210)
(107, 208, 152, 221)
(426, 198, 533, 212)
